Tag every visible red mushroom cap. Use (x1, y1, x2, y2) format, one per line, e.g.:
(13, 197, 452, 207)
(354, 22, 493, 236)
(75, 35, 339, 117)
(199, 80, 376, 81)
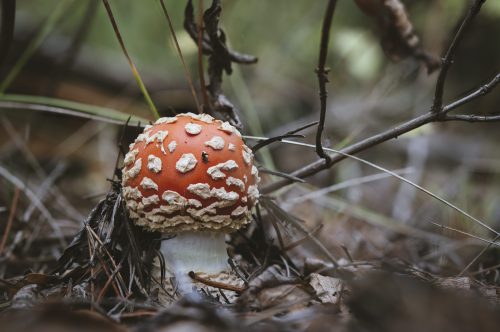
(122, 113, 259, 233)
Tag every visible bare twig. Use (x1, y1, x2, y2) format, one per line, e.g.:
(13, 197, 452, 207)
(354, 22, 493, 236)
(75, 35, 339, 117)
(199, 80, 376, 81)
(431, 0, 486, 112)
(252, 121, 318, 152)
(439, 114, 500, 123)
(262, 72, 499, 194)
(184, 0, 257, 126)
(0, 187, 19, 255)
(183, 0, 257, 64)
(442, 72, 500, 113)
(262, 110, 436, 193)
(315, 0, 337, 160)
(262, 1, 492, 193)
(188, 271, 245, 293)
(158, 0, 201, 113)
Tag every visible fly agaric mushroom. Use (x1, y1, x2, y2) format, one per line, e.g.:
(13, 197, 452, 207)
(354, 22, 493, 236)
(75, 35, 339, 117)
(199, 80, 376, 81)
(121, 113, 259, 303)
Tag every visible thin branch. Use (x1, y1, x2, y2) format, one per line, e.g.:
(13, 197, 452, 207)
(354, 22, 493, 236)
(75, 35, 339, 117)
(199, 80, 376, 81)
(262, 70, 500, 193)
(101, 0, 160, 119)
(252, 121, 318, 152)
(183, 0, 257, 64)
(439, 114, 500, 123)
(315, 0, 337, 160)
(158, 0, 201, 113)
(431, 0, 486, 112)
(443, 72, 500, 112)
(261, 110, 437, 194)
(188, 271, 245, 293)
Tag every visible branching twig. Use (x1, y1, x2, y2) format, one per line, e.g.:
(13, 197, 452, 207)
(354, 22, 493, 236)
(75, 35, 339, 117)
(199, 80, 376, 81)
(262, 0, 496, 194)
(183, 0, 257, 64)
(184, 0, 257, 126)
(442, 72, 500, 112)
(315, 0, 337, 160)
(431, 0, 486, 112)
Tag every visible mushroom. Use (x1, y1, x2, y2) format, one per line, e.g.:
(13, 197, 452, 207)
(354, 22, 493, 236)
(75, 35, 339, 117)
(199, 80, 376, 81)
(121, 113, 259, 303)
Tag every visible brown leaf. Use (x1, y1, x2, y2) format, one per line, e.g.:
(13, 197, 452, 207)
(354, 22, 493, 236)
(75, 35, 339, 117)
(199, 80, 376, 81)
(354, 0, 440, 73)
(309, 273, 343, 304)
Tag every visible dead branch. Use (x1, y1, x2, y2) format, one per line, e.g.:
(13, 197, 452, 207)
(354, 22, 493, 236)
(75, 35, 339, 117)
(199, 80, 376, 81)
(184, 0, 258, 127)
(262, 0, 497, 194)
(431, 0, 486, 112)
(315, 0, 337, 161)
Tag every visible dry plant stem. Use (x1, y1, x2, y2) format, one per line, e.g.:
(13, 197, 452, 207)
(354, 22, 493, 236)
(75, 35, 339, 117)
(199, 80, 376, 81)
(440, 114, 500, 122)
(197, 0, 210, 111)
(101, 0, 160, 119)
(442, 72, 500, 113)
(264, 0, 494, 194)
(158, 0, 201, 113)
(431, 0, 486, 112)
(0, 187, 20, 255)
(315, 0, 337, 160)
(431, 222, 500, 248)
(188, 271, 245, 293)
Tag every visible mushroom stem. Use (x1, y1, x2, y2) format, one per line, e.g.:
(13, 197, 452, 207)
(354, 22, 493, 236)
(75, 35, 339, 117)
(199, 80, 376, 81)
(160, 231, 229, 294)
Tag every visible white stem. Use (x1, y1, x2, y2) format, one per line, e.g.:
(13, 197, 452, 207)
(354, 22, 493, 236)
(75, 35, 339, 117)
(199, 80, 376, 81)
(159, 231, 229, 294)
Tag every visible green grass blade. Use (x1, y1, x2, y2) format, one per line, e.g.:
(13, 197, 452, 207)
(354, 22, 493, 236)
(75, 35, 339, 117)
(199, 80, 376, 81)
(101, 0, 160, 120)
(0, 94, 148, 125)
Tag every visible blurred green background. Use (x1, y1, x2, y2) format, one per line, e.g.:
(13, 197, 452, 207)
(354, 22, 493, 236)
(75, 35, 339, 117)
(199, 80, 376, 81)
(1, 0, 499, 272)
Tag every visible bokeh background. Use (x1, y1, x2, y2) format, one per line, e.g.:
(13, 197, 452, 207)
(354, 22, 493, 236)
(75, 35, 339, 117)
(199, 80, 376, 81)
(1, 0, 499, 278)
